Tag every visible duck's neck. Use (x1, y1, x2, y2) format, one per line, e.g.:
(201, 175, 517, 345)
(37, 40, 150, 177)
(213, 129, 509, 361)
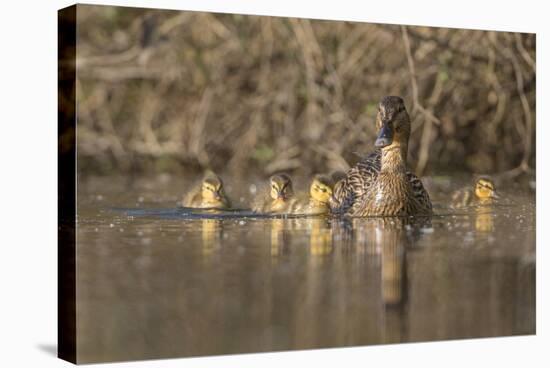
(380, 144, 408, 174)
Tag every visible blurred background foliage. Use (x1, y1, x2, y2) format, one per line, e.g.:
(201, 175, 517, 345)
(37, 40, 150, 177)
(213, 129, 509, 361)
(75, 5, 535, 179)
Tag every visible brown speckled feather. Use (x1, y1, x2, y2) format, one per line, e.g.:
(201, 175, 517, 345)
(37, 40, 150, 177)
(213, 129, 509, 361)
(331, 150, 381, 214)
(330, 150, 432, 216)
(183, 188, 203, 207)
(406, 172, 432, 213)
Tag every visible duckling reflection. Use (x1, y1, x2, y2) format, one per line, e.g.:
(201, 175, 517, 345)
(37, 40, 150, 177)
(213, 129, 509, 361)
(474, 207, 495, 233)
(270, 219, 290, 258)
(201, 219, 223, 257)
(309, 218, 333, 256)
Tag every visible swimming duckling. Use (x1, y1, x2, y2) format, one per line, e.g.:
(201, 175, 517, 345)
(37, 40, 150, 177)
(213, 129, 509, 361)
(451, 177, 498, 208)
(330, 96, 432, 216)
(289, 175, 334, 215)
(252, 174, 294, 214)
(182, 172, 231, 209)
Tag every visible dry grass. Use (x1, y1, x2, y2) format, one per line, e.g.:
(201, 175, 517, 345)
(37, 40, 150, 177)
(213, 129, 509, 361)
(74, 5, 536, 179)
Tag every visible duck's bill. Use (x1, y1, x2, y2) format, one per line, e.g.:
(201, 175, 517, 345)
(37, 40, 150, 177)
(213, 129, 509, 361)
(375, 123, 393, 148)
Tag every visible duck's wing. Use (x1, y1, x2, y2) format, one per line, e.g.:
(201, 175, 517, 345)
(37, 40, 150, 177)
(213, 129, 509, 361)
(406, 172, 433, 213)
(330, 150, 381, 214)
(252, 193, 271, 213)
(183, 188, 202, 207)
(288, 193, 314, 214)
(450, 188, 473, 209)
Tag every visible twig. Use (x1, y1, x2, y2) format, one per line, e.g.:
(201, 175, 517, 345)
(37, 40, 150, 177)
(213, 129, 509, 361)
(400, 26, 441, 126)
(514, 33, 536, 74)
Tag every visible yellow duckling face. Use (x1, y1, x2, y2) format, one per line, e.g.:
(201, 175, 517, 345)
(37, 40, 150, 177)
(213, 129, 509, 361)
(269, 174, 293, 201)
(310, 175, 334, 203)
(474, 178, 498, 200)
(201, 176, 225, 203)
(374, 96, 411, 149)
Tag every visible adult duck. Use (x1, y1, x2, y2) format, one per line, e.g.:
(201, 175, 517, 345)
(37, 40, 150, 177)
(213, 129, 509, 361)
(330, 96, 432, 217)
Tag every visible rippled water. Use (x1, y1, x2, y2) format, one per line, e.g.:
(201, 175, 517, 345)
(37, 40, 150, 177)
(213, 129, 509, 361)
(75, 175, 536, 363)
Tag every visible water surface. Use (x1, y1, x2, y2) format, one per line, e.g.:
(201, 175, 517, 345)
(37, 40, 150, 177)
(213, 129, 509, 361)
(75, 175, 536, 363)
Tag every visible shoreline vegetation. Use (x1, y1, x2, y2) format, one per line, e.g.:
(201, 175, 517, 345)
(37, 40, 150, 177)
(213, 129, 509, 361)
(75, 6, 535, 180)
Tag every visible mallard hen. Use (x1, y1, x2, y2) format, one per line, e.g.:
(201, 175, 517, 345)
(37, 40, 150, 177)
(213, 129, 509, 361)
(330, 96, 432, 217)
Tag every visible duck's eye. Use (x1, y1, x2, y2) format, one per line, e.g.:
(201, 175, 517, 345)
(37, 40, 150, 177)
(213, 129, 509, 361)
(478, 183, 490, 191)
(478, 181, 492, 190)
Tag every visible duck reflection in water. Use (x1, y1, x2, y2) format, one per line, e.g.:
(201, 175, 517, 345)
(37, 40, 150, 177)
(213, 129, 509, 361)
(353, 218, 412, 307)
(270, 216, 335, 259)
(474, 207, 495, 233)
(270, 218, 290, 258)
(201, 218, 223, 257)
(309, 218, 333, 256)
(352, 216, 432, 342)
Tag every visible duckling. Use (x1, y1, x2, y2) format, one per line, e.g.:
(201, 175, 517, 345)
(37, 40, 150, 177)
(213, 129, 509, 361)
(451, 177, 498, 208)
(288, 175, 334, 215)
(182, 172, 231, 209)
(252, 174, 294, 214)
(330, 96, 432, 216)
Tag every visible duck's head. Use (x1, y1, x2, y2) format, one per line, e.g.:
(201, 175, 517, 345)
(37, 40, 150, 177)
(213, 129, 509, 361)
(474, 178, 498, 200)
(374, 96, 411, 152)
(201, 173, 226, 203)
(310, 175, 334, 203)
(269, 174, 294, 201)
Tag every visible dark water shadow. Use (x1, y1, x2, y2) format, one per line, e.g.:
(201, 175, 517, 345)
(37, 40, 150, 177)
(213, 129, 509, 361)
(110, 206, 332, 220)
